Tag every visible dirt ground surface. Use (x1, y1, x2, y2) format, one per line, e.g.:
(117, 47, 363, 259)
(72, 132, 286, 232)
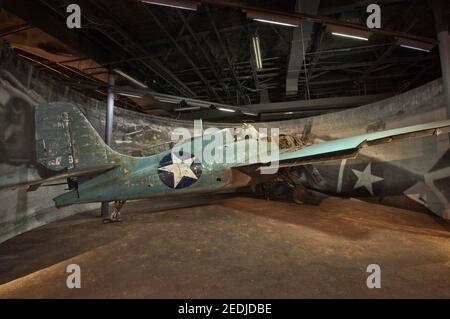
(0, 196, 449, 298)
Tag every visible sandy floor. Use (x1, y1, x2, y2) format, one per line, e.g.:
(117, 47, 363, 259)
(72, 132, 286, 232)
(0, 196, 449, 298)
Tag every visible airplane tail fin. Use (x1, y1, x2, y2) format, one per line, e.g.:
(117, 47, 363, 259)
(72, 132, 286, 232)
(35, 102, 120, 173)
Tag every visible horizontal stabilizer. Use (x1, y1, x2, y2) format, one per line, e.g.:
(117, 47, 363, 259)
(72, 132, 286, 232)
(27, 164, 118, 192)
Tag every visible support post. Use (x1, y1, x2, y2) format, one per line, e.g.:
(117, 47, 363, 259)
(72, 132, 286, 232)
(438, 31, 450, 117)
(105, 71, 115, 145)
(427, 0, 450, 220)
(101, 71, 115, 218)
(433, 0, 450, 117)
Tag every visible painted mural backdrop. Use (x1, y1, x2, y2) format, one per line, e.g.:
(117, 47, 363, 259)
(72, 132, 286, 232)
(0, 40, 449, 243)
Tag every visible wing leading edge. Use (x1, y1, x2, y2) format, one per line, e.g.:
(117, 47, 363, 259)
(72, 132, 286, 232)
(248, 119, 450, 172)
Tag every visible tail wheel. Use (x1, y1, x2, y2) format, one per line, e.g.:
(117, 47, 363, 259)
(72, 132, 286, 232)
(292, 185, 307, 204)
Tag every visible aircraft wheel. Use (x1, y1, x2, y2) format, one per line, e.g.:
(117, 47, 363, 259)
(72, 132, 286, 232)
(102, 200, 125, 223)
(292, 185, 307, 204)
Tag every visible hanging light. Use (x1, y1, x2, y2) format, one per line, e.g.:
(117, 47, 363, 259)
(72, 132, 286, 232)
(397, 37, 434, 52)
(326, 24, 371, 41)
(246, 10, 301, 27)
(140, 0, 198, 11)
(252, 35, 263, 70)
(217, 107, 236, 113)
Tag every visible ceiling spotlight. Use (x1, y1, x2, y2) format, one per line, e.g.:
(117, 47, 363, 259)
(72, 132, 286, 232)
(246, 10, 301, 27)
(140, 0, 198, 11)
(252, 35, 263, 70)
(113, 69, 148, 89)
(326, 24, 371, 42)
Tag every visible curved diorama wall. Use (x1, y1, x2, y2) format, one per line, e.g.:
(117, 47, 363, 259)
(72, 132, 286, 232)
(0, 41, 448, 243)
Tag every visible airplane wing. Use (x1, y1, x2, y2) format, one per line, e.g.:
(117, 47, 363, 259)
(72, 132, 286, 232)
(239, 119, 450, 173)
(27, 164, 118, 192)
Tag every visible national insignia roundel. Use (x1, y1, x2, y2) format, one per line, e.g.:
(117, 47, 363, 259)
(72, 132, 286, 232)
(157, 151, 202, 189)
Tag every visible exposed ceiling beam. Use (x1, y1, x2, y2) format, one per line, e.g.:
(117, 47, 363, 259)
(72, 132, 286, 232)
(318, 0, 408, 15)
(143, 5, 222, 102)
(204, 3, 243, 105)
(73, 0, 195, 97)
(245, 94, 391, 113)
(359, 0, 425, 82)
(0, 0, 116, 66)
(177, 10, 233, 103)
(202, 0, 437, 45)
(177, 94, 388, 121)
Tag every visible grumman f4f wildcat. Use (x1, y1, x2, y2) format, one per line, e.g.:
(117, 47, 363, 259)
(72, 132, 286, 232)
(27, 102, 450, 222)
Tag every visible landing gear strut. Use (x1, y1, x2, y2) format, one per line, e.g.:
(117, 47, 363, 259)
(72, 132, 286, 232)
(103, 200, 126, 223)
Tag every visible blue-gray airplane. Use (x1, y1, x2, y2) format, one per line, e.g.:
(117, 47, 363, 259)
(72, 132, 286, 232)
(28, 102, 450, 221)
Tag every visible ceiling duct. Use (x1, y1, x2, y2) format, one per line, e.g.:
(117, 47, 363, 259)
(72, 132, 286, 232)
(285, 0, 320, 96)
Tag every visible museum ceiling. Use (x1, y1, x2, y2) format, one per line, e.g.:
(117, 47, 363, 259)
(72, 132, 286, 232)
(0, 0, 448, 121)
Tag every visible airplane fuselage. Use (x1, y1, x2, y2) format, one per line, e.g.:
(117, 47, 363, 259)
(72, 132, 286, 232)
(54, 146, 253, 207)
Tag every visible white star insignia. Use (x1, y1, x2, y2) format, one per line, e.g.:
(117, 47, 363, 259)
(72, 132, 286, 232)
(158, 153, 198, 188)
(352, 163, 383, 196)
